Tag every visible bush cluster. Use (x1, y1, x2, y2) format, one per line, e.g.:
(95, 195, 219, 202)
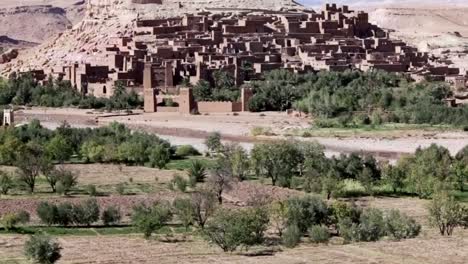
(0, 121, 174, 175)
(36, 199, 121, 227)
(0, 74, 142, 110)
(277, 196, 421, 247)
(247, 69, 468, 127)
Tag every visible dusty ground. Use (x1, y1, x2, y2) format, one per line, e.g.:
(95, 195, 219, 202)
(1, 197, 467, 264)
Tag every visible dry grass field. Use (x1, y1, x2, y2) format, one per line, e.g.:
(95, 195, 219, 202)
(1, 197, 467, 264)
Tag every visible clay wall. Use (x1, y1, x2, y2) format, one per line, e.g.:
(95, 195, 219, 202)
(157, 107, 179, 112)
(197, 101, 237, 113)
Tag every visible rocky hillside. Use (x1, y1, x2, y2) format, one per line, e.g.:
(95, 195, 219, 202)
(0, 1, 85, 49)
(369, 7, 468, 71)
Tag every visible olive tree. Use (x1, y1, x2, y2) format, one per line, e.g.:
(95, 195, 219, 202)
(251, 141, 301, 187)
(428, 192, 466, 236)
(131, 202, 172, 239)
(207, 157, 235, 204)
(15, 143, 53, 193)
(190, 189, 217, 229)
(204, 207, 269, 252)
(221, 144, 250, 181)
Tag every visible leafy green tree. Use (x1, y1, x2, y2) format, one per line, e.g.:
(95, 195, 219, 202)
(24, 235, 61, 264)
(428, 192, 466, 236)
(148, 145, 171, 169)
(356, 208, 386, 241)
(56, 169, 78, 195)
(117, 141, 147, 165)
(286, 196, 329, 233)
(0, 134, 23, 165)
(15, 143, 53, 193)
(451, 160, 468, 192)
(329, 201, 362, 229)
(80, 141, 105, 163)
(204, 132, 222, 154)
(406, 144, 452, 198)
(382, 163, 406, 193)
(46, 135, 73, 163)
(204, 207, 269, 252)
(221, 144, 250, 181)
(45, 167, 77, 194)
(269, 201, 289, 237)
(251, 141, 301, 187)
(213, 70, 235, 90)
(339, 208, 387, 242)
(131, 203, 172, 239)
(320, 170, 344, 200)
(357, 167, 377, 194)
(249, 69, 313, 112)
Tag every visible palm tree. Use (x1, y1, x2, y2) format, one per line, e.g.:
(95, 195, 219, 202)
(187, 160, 207, 187)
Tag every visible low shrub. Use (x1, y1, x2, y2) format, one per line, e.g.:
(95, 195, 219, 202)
(354, 208, 386, 242)
(175, 145, 200, 158)
(1, 211, 30, 231)
(251, 126, 275, 136)
(0, 172, 13, 195)
(55, 203, 74, 227)
(86, 185, 97, 196)
(116, 183, 125, 195)
(308, 225, 330, 244)
(384, 210, 421, 240)
(170, 174, 188, 192)
(101, 206, 122, 226)
(37, 202, 58, 227)
(24, 235, 61, 264)
(330, 201, 362, 226)
(72, 199, 100, 226)
(282, 224, 302, 248)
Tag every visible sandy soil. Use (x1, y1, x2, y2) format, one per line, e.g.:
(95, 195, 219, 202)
(1, 197, 467, 264)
